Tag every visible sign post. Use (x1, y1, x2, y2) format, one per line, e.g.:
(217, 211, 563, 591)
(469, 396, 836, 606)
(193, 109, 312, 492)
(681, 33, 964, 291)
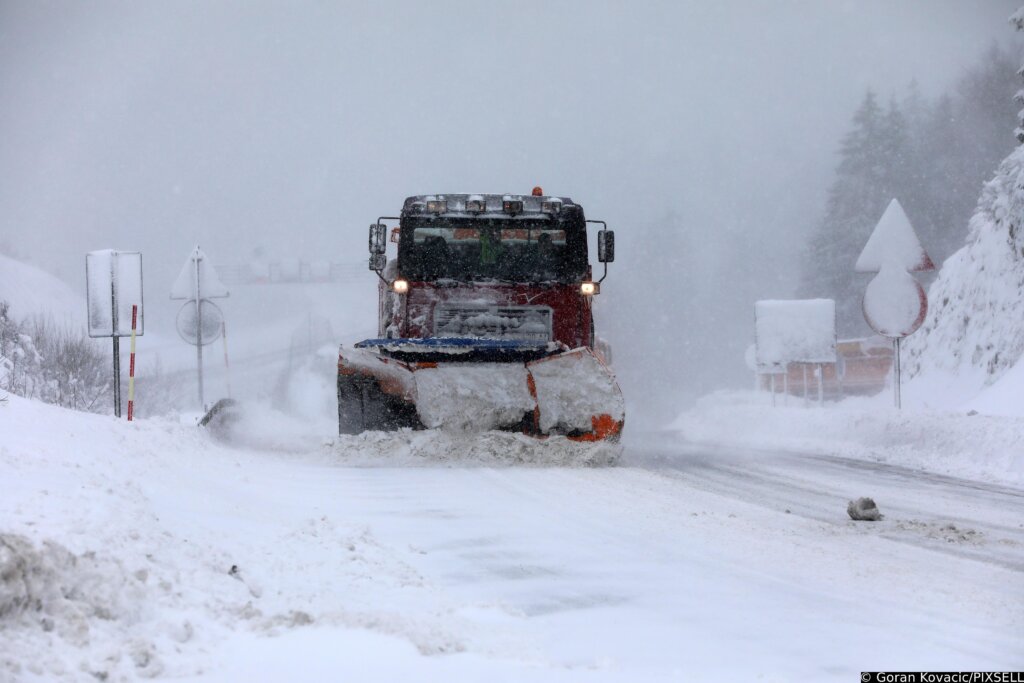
(171, 246, 229, 410)
(86, 250, 144, 417)
(855, 199, 935, 409)
(221, 321, 232, 399)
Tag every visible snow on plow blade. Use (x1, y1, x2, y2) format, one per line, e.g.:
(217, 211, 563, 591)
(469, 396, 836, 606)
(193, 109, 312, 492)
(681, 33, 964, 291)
(337, 339, 624, 441)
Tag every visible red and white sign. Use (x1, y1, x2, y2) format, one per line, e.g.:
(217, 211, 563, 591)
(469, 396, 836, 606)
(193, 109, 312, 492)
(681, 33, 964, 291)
(855, 199, 934, 274)
(857, 198, 933, 339)
(855, 198, 934, 410)
(862, 262, 928, 338)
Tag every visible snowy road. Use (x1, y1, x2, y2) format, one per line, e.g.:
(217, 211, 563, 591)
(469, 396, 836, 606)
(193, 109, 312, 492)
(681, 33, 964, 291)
(631, 434, 1024, 573)
(165, 432, 1024, 679)
(2, 396, 1022, 681)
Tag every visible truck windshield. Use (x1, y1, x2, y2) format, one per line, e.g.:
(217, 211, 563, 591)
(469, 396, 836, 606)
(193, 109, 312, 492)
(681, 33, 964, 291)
(400, 218, 586, 283)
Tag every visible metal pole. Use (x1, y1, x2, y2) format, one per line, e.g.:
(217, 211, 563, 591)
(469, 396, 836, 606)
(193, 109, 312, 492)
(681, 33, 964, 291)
(112, 337, 121, 417)
(110, 255, 121, 417)
(222, 321, 231, 399)
(194, 251, 204, 410)
(893, 337, 901, 410)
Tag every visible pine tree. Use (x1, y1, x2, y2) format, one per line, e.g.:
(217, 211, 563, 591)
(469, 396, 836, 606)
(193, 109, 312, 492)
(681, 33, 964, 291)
(799, 90, 899, 335)
(914, 94, 967, 259)
(798, 42, 1020, 337)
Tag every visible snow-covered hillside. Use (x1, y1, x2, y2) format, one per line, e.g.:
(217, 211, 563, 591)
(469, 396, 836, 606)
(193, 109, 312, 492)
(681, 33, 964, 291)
(904, 144, 1024, 400)
(0, 254, 85, 326)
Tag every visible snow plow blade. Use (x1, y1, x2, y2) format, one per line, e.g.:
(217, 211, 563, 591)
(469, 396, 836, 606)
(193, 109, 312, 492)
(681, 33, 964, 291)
(198, 398, 241, 437)
(337, 339, 624, 441)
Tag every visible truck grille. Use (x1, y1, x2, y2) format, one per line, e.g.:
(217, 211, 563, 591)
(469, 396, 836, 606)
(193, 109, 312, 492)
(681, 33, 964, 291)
(433, 305, 552, 342)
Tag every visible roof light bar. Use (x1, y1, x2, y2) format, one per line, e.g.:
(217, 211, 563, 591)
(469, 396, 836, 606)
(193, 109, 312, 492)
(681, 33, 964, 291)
(426, 199, 447, 214)
(465, 196, 486, 213)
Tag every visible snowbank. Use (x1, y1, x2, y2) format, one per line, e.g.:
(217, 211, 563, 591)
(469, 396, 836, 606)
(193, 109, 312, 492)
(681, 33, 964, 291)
(218, 400, 621, 467)
(0, 534, 163, 678)
(964, 356, 1024, 417)
(671, 390, 1024, 486)
(0, 387, 620, 680)
(330, 429, 621, 468)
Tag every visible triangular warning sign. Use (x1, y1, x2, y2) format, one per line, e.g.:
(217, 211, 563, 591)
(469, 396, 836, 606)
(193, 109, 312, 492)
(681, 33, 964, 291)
(170, 246, 230, 300)
(855, 199, 935, 273)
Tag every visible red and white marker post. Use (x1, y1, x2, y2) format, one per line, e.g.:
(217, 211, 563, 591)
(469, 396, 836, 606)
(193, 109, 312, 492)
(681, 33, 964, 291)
(127, 304, 138, 421)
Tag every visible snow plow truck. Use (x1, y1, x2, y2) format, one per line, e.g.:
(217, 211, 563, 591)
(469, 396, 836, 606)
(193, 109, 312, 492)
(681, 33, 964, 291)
(337, 189, 624, 442)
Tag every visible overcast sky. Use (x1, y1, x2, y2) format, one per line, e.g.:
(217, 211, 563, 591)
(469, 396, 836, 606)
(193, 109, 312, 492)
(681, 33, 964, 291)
(1, 1, 1017, 280)
(1, 0, 1020, 417)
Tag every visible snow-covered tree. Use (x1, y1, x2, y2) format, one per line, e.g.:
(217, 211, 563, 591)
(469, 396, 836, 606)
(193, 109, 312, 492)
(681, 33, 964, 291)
(0, 301, 111, 412)
(904, 11, 1024, 385)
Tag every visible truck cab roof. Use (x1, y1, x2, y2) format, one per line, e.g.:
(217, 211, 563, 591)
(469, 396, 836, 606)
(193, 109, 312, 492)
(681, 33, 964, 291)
(401, 193, 578, 218)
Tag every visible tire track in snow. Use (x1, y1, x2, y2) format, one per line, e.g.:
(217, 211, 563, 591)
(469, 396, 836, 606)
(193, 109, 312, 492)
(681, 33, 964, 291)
(628, 435, 1024, 573)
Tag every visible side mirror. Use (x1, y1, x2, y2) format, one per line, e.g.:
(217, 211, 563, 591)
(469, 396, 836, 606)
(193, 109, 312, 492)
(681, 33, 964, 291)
(369, 223, 386, 255)
(598, 229, 615, 263)
(369, 253, 386, 271)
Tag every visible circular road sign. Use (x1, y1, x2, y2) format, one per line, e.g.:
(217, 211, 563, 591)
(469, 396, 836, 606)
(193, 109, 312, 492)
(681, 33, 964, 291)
(862, 265, 928, 339)
(176, 299, 224, 346)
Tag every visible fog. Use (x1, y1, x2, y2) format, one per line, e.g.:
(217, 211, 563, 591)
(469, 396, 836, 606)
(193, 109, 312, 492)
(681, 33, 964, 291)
(0, 0, 1017, 426)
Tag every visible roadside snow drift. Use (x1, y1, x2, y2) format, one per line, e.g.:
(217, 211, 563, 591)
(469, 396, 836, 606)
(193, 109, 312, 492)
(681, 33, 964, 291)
(672, 390, 1024, 485)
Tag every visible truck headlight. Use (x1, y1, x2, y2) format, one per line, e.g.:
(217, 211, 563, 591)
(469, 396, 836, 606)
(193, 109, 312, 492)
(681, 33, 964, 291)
(581, 281, 599, 296)
(393, 279, 409, 294)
